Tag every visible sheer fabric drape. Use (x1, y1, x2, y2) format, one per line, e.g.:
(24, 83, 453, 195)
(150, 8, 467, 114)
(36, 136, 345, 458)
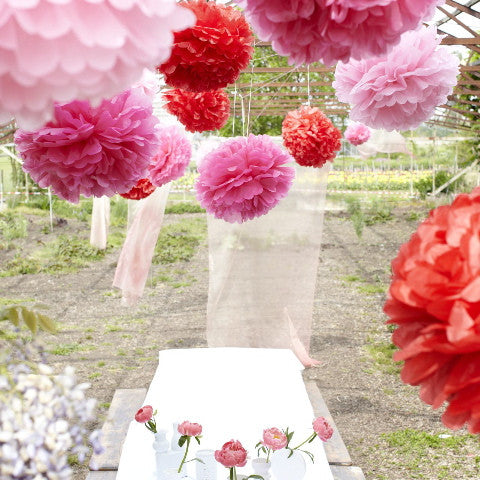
(206, 163, 330, 366)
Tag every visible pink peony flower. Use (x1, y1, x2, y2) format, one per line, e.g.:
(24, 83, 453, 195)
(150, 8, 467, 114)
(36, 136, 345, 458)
(215, 440, 248, 468)
(262, 428, 288, 451)
(15, 88, 159, 203)
(312, 417, 333, 442)
(236, 0, 442, 66)
(148, 126, 192, 188)
(334, 26, 460, 131)
(195, 134, 295, 223)
(135, 405, 153, 423)
(344, 123, 371, 147)
(178, 421, 202, 437)
(0, 0, 195, 129)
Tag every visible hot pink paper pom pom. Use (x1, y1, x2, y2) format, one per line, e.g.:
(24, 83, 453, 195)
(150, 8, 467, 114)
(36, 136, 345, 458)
(344, 123, 371, 146)
(148, 126, 192, 187)
(237, 0, 442, 65)
(333, 26, 460, 131)
(15, 89, 159, 203)
(195, 134, 295, 223)
(0, 0, 195, 129)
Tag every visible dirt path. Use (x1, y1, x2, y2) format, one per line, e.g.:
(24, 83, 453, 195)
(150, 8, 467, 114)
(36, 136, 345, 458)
(1, 208, 478, 480)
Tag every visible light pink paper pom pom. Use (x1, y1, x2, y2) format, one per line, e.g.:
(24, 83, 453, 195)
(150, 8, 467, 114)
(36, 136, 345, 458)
(237, 0, 442, 65)
(148, 126, 192, 187)
(333, 26, 460, 131)
(15, 89, 159, 203)
(344, 123, 371, 146)
(0, 0, 195, 129)
(195, 134, 295, 223)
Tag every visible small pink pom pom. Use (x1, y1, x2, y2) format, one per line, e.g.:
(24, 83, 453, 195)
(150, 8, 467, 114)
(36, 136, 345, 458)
(0, 0, 195, 129)
(237, 0, 442, 65)
(15, 89, 159, 203)
(344, 123, 371, 146)
(149, 126, 192, 187)
(195, 134, 295, 223)
(334, 26, 460, 131)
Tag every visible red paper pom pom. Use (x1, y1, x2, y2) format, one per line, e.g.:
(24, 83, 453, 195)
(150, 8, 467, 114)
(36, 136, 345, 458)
(120, 179, 156, 200)
(282, 106, 341, 168)
(162, 89, 230, 133)
(384, 187, 480, 433)
(158, 0, 253, 92)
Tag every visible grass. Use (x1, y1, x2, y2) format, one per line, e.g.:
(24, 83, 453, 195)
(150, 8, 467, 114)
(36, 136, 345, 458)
(49, 343, 90, 356)
(0, 297, 35, 306)
(153, 217, 207, 264)
(0, 211, 27, 240)
(357, 283, 387, 295)
(369, 429, 480, 480)
(165, 202, 205, 215)
(364, 340, 401, 375)
(0, 235, 109, 277)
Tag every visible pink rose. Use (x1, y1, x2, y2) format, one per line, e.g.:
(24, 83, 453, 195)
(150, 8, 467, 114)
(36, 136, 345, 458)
(215, 440, 248, 468)
(262, 427, 288, 451)
(135, 405, 153, 423)
(312, 417, 333, 442)
(178, 421, 203, 437)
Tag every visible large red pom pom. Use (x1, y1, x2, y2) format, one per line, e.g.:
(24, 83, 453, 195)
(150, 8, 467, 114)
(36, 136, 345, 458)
(282, 106, 342, 168)
(120, 179, 156, 201)
(384, 187, 480, 433)
(159, 0, 254, 92)
(162, 89, 230, 133)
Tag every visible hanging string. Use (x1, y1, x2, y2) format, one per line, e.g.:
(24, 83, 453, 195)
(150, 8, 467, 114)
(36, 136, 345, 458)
(306, 64, 311, 106)
(240, 93, 247, 136)
(232, 83, 238, 136)
(246, 38, 256, 135)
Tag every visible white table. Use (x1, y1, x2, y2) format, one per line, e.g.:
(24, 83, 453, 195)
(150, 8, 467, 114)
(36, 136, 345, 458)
(116, 348, 334, 480)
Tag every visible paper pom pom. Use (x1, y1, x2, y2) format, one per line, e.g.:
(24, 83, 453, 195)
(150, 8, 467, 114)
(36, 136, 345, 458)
(237, 0, 441, 65)
(120, 179, 156, 201)
(384, 188, 480, 433)
(195, 134, 295, 223)
(345, 123, 371, 146)
(0, 0, 195, 129)
(334, 26, 459, 131)
(15, 89, 159, 203)
(149, 126, 192, 187)
(162, 89, 230, 133)
(282, 106, 341, 168)
(159, 0, 253, 92)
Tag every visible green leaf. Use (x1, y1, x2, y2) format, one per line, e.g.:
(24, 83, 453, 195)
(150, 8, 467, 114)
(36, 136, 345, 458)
(195, 436, 201, 445)
(0, 305, 56, 334)
(246, 476, 264, 480)
(191, 458, 205, 464)
(255, 442, 262, 448)
(178, 436, 187, 448)
(308, 436, 316, 443)
(287, 449, 294, 459)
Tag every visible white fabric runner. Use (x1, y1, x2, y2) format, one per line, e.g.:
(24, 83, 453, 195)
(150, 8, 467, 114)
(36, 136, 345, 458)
(116, 348, 334, 480)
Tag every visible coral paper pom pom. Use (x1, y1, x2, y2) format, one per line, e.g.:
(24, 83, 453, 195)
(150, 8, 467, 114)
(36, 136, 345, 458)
(282, 106, 341, 168)
(237, 0, 442, 65)
(195, 134, 295, 223)
(384, 188, 480, 433)
(120, 179, 156, 201)
(15, 89, 159, 204)
(334, 26, 460, 132)
(345, 123, 371, 146)
(159, 0, 254, 92)
(162, 89, 230, 133)
(0, 0, 195, 129)
(149, 126, 192, 187)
